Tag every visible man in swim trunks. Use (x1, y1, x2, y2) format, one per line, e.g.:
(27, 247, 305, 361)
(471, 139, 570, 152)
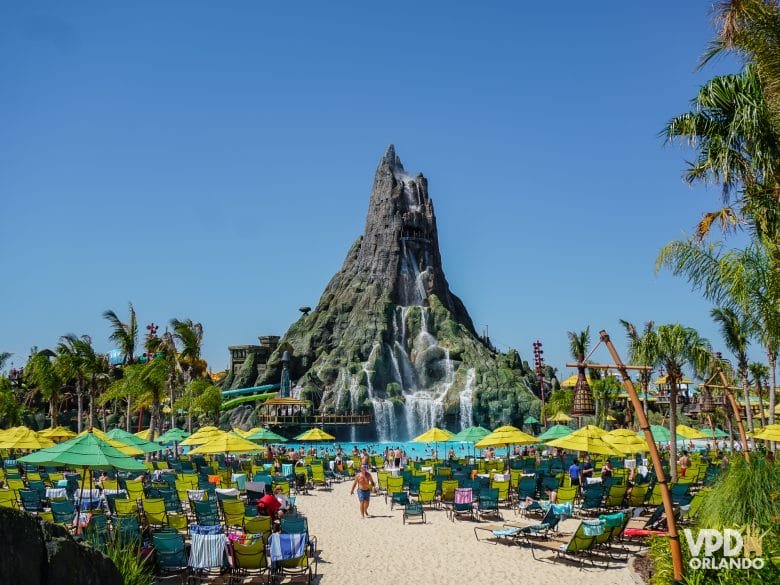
(350, 465, 376, 518)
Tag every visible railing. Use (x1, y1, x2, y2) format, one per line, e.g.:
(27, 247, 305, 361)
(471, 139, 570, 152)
(256, 413, 374, 426)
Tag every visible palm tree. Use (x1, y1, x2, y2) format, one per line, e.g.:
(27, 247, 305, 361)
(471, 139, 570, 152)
(102, 361, 167, 440)
(711, 0, 780, 129)
(24, 350, 63, 426)
(167, 318, 205, 428)
(711, 307, 755, 432)
(103, 303, 137, 430)
(619, 320, 657, 416)
(749, 361, 771, 426)
(55, 335, 108, 431)
(664, 65, 780, 244)
(567, 326, 595, 417)
(658, 242, 779, 429)
(653, 324, 712, 481)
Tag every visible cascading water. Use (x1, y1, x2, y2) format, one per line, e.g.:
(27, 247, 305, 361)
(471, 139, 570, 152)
(459, 368, 476, 430)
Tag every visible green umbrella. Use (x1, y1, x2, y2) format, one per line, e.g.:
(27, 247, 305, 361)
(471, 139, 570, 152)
(523, 416, 540, 425)
(106, 428, 164, 453)
(698, 426, 728, 439)
(450, 426, 491, 443)
(19, 432, 146, 471)
(246, 428, 288, 443)
(537, 424, 574, 441)
(155, 427, 190, 444)
(638, 425, 685, 443)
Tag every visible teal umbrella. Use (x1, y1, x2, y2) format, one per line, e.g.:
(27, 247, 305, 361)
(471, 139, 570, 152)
(450, 426, 491, 443)
(698, 426, 728, 439)
(106, 428, 164, 453)
(19, 432, 146, 471)
(524, 416, 540, 425)
(537, 424, 574, 441)
(155, 427, 190, 444)
(638, 425, 685, 443)
(450, 426, 491, 459)
(246, 428, 288, 443)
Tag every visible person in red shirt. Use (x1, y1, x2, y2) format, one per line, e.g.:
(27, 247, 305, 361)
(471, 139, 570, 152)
(258, 492, 282, 519)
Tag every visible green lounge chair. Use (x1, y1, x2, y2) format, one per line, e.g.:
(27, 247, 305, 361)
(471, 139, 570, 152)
(530, 520, 597, 565)
(403, 502, 426, 524)
(417, 481, 437, 509)
(152, 530, 187, 582)
(229, 537, 269, 585)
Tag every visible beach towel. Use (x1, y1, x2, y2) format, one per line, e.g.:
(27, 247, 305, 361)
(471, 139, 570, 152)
(269, 532, 307, 564)
(189, 524, 227, 569)
(454, 488, 472, 504)
(550, 502, 573, 518)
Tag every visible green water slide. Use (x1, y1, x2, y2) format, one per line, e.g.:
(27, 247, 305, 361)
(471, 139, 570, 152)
(220, 383, 280, 411)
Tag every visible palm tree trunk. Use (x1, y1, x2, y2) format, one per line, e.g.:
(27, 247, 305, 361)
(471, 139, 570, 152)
(50, 399, 57, 428)
(126, 395, 132, 432)
(769, 351, 776, 451)
(668, 376, 678, 482)
(76, 380, 83, 434)
(88, 390, 95, 430)
(756, 380, 766, 427)
(741, 367, 754, 433)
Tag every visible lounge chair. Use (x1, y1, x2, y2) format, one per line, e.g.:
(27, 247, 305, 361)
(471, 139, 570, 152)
(602, 485, 627, 511)
(474, 506, 561, 545)
(450, 488, 475, 522)
(403, 502, 426, 524)
(417, 481, 437, 509)
(476, 488, 501, 521)
(152, 532, 187, 581)
(529, 520, 597, 565)
(269, 532, 316, 584)
(229, 536, 270, 585)
(577, 485, 604, 516)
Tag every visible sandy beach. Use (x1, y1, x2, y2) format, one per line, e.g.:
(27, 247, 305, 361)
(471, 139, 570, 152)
(289, 477, 639, 585)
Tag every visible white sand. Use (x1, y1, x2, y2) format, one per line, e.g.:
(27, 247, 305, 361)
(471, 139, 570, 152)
(291, 478, 639, 585)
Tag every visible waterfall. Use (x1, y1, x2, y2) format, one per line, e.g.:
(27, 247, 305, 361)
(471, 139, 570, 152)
(459, 368, 476, 430)
(347, 375, 360, 442)
(364, 361, 395, 443)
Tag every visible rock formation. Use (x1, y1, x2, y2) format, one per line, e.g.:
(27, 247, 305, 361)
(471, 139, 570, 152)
(0, 508, 121, 585)
(249, 146, 540, 440)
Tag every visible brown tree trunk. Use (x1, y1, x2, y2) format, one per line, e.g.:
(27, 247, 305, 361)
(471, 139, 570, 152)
(76, 379, 84, 434)
(769, 352, 776, 451)
(126, 395, 132, 432)
(741, 366, 754, 434)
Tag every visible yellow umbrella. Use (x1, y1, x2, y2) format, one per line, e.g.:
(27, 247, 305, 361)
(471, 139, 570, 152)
(293, 428, 335, 441)
(475, 425, 537, 448)
(549, 412, 573, 423)
(38, 426, 77, 442)
(180, 426, 225, 446)
(546, 425, 622, 456)
(0, 427, 55, 450)
(412, 427, 455, 443)
(676, 425, 707, 440)
(605, 415, 617, 422)
(134, 429, 151, 440)
(81, 429, 144, 456)
(187, 432, 262, 455)
(560, 374, 595, 388)
(753, 424, 780, 442)
(0, 426, 24, 440)
(231, 427, 254, 438)
(603, 429, 649, 455)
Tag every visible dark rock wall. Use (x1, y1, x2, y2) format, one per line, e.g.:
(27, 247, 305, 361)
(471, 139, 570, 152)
(0, 508, 121, 585)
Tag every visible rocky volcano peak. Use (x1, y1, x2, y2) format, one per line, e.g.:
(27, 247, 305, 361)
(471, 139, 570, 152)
(356, 146, 474, 329)
(229, 147, 539, 440)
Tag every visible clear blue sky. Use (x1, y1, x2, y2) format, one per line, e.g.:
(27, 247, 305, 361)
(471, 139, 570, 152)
(0, 2, 758, 380)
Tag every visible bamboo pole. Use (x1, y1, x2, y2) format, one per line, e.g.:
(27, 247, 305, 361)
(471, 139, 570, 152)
(565, 363, 652, 370)
(600, 330, 684, 583)
(716, 369, 750, 461)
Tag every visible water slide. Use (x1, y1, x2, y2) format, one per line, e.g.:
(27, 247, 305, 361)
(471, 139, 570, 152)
(220, 383, 280, 411)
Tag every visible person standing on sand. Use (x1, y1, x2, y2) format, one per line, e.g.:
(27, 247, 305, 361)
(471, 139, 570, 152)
(350, 465, 376, 518)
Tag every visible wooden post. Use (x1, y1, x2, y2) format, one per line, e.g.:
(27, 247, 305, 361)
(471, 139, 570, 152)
(716, 369, 750, 461)
(600, 331, 684, 583)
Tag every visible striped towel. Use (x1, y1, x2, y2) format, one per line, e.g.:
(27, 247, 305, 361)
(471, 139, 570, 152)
(189, 524, 227, 569)
(550, 503, 573, 518)
(269, 533, 307, 563)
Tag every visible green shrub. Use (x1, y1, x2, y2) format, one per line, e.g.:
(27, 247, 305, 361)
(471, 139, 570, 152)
(104, 540, 154, 585)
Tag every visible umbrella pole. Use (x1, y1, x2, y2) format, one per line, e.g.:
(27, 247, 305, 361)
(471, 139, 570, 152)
(601, 331, 684, 584)
(78, 465, 88, 529)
